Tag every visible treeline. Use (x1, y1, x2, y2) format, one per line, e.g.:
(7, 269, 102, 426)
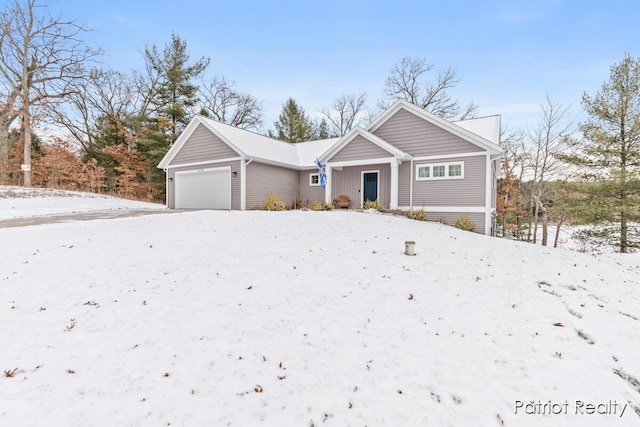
(0, 2, 475, 203)
(495, 55, 640, 253)
(1, 2, 637, 252)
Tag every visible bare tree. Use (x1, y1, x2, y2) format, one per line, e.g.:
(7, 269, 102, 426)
(52, 68, 142, 152)
(524, 95, 574, 245)
(199, 76, 263, 130)
(381, 56, 477, 120)
(498, 127, 527, 238)
(321, 92, 367, 136)
(0, 0, 97, 186)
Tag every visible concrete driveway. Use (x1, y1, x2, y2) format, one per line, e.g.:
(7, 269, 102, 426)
(0, 209, 176, 228)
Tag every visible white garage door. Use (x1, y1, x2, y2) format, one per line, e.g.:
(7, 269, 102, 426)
(175, 167, 231, 209)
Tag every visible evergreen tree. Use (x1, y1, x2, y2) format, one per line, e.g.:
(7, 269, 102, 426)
(270, 98, 315, 143)
(315, 118, 332, 139)
(144, 33, 209, 138)
(562, 54, 640, 252)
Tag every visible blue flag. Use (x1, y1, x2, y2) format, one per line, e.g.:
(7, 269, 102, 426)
(315, 159, 327, 189)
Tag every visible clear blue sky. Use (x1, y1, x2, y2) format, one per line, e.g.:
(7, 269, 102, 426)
(50, 0, 640, 133)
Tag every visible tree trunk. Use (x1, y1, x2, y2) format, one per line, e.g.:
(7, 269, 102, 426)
(554, 218, 565, 248)
(541, 209, 548, 246)
(620, 206, 627, 253)
(0, 125, 8, 184)
(532, 202, 539, 244)
(22, 111, 32, 187)
(21, 40, 32, 187)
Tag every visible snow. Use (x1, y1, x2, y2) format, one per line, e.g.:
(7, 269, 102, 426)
(0, 186, 164, 220)
(1, 191, 639, 426)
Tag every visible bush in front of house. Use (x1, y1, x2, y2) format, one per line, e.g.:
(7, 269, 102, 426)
(407, 208, 427, 221)
(454, 216, 477, 232)
(265, 193, 287, 211)
(307, 201, 333, 211)
(363, 199, 384, 212)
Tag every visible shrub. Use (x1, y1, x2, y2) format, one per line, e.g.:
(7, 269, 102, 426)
(363, 199, 384, 211)
(454, 216, 477, 232)
(407, 208, 427, 221)
(265, 193, 287, 211)
(308, 200, 333, 211)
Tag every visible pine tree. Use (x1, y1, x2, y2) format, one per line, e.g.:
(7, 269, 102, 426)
(270, 98, 315, 143)
(562, 54, 640, 252)
(144, 33, 209, 138)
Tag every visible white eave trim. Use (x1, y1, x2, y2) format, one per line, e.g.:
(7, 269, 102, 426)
(157, 116, 246, 169)
(319, 127, 410, 163)
(166, 157, 243, 169)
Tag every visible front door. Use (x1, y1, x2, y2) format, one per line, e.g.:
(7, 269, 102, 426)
(363, 171, 378, 205)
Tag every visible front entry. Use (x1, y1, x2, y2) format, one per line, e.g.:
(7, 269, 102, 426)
(362, 171, 379, 205)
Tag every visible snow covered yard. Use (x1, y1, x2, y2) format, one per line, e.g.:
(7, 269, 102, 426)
(1, 195, 639, 426)
(0, 186, 164, 220)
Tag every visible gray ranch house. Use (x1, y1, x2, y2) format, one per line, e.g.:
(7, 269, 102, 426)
(157, 100, 503, 235)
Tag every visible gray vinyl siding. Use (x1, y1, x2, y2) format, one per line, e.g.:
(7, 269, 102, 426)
(427, 212, 485, 234)
(299, 170, 325, 205)
(331, 164, 391, 208)
(492, 159, 500, 209)
(329, 135, 391, 162)
(246, 162, 299, 209)
(169, 124, 238, 166)
(411, 156, 485, 207)
(166, 160, 241, 209)
(398, 162, 411, 206)
(373, 109, 483, 157)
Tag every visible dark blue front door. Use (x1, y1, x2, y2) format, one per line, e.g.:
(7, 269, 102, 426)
(363, 172, 378, 204)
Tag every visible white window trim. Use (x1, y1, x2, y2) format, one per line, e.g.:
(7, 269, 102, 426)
(309, 173, 320, 186)
(415, 161, 465, 181)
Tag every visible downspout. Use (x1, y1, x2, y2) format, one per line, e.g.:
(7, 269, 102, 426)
(241, 157, 253, 211)
(409, 158, 414, 208)
(164, 168, 169, 208)
(484, 153, 492, 236)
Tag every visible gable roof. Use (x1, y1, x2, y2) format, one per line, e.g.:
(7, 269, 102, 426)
(159, 101, 504, 170)
(367, 100, 503, 156)
(158, 115, 340, 169)
(453, 115, 501, 146)
(319, 127, 411, 163)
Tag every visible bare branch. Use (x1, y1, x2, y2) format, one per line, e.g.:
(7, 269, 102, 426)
(382, 57, 476, 120)
(198, 76, 263, 130)
(321, 92, 367, 136)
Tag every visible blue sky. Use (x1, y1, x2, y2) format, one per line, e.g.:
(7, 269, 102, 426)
(51, 0, 639, 133)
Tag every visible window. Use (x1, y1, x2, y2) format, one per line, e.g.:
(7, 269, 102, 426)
(417, 166, 430, 178)
(433, 165, 445, 177)
(310, 173, 320, 186)
(448, 164, 462, 177)
(415, 161, 464, 180)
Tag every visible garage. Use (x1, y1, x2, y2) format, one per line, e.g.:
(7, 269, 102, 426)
(174, 167, 231, 209)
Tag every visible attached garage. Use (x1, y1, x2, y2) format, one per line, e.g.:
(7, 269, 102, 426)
(174, 167, 231, 209)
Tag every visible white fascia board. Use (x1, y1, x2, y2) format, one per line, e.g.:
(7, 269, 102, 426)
(157, 117, 203, 169)
(411, 151, 487, 161)
(327, 157, 398, 168)
(319, 128, 410, 163)
(245, 156, 304, 171)
(367, 100, 503, 156)
(165, 157, 243, 170)
(157, 116, 246, 169)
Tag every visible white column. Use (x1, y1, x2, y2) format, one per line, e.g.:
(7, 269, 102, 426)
(484, 153, 492, 235)
(324, 166, 332, 204)
(390, 160, 399, 210)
